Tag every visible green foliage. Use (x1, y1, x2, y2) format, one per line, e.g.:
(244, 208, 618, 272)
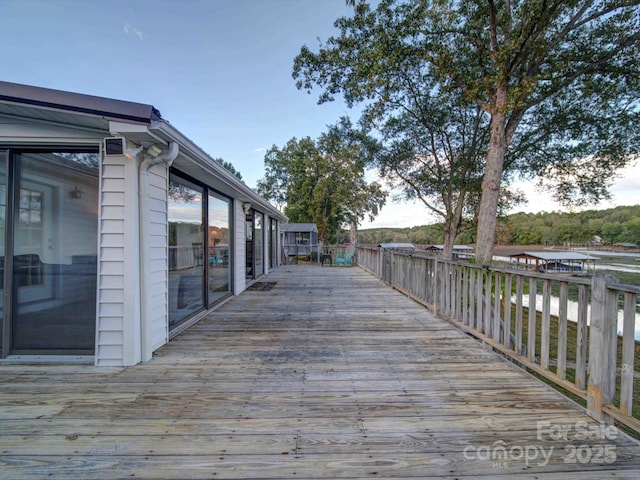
(495, 206, 640, 246)
(257, 118, 386, 243)
(213, 158, 243, 181)
(358, 205, 640, 247)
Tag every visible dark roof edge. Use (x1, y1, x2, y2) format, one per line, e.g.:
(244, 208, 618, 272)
(0, 81, 161, 124)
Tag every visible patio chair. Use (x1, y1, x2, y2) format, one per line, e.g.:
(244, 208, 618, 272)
(335, 245, 355, 267)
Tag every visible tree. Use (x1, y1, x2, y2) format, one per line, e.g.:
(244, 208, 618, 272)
(366, 87, 491, 259)
(214, 157, 243, 181)
(294, 0, 640, 262)
(257, 118, 386, 243)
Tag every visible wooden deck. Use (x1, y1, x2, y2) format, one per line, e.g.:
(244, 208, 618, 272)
(2, 265, 640, 479)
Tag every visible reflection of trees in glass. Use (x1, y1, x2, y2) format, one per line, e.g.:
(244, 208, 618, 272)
(169, 180, 197, 203)
(54, 152, 99, 169)
(168, 223, 177, 245)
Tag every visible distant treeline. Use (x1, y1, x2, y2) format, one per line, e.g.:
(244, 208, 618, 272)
(357, 205, 640, 246)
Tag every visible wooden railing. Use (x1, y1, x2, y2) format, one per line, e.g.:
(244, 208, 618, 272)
(357, 246, 640, 432)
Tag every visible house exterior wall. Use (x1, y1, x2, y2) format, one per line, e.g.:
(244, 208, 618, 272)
(233, 198, 247, 294)
(146, 163, 169, 354)
(0, 86, 285, 366)
(96, 153, 141, 366)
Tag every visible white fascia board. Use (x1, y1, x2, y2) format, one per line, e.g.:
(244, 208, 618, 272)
(109, 121, 150, 134)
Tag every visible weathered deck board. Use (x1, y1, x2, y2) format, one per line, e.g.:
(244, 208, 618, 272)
(1, 265, 640, 479)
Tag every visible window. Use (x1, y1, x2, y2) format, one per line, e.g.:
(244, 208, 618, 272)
(6, 150, 99, 354)
(168, 171, 234, 329)
(168, 174, 205, 328)
(208, 193, 231, 305)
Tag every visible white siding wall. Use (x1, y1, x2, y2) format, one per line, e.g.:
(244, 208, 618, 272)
(146, 163, 169, 353)
(233, 198, 247, 295)
(96, 154, 141, 366)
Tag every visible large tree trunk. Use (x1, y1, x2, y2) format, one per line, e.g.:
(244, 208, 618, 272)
(442, 221, 458, 261)
(349, 222, 358, 245)
(475, 85, 509, 264)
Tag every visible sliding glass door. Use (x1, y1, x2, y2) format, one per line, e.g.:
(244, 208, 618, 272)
(168, 171, 233, 330)
(168, 174, 205, 328)
(1, 150, 99, 355)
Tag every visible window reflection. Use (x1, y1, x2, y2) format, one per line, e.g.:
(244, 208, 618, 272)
(168, 175, 204, 328)
(208, 194, 231, 304)
(11, 151, 99, 353)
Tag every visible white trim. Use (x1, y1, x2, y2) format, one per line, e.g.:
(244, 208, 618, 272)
(234, 198, 247, 294)
(0, 355, 94, 364)
(122, 156, 141, 366)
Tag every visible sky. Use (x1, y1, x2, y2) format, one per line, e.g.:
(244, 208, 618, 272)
(1, 0, 638, 229)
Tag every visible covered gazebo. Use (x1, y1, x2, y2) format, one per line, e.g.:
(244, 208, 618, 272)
(509, 251, 598, 273)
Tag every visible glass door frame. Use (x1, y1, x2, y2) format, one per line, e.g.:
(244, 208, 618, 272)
(253, 210, 264, 278)
(0, 146, 99, 358)
(168, 168, 234, 332)
(207, 190, 233, 308)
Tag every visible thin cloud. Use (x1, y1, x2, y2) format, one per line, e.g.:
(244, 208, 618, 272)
(124, 23, 144, 40)
(254, 147, 267, 153)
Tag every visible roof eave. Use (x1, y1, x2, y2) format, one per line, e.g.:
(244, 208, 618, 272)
(0, 81, 160, 125)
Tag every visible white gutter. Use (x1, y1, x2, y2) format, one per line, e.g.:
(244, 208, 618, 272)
(139, 141, 179, 362)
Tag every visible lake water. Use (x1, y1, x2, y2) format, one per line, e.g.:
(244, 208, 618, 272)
(516, 294, 640, 341)
(500, 249, 640, 340)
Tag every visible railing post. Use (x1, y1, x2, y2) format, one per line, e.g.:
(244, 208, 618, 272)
(620, 292, 636, 416)
(587, 273, 618, 423)
(433, 256, 439, 315)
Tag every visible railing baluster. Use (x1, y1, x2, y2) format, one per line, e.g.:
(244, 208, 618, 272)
(587, 273, 618, 423)
(515, 275, 524, 355)
(468, 267, 476, 329)
(493, 271, 502, 343)
(503, 273, 512, 348)
(557, 282, 568, 380)
(476, 268, 483, 334)
(484, 270, 493, 337)
(462, 266, 469, 326)
(444, 262, 450, 316)
(575, 284, 588, 390)
(456, 264, 463, 322)
(541, 279, 551, 370)
(528, 277, 537, 363)
(445, 262, 452, 317)
(433, 257, 439, 314)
